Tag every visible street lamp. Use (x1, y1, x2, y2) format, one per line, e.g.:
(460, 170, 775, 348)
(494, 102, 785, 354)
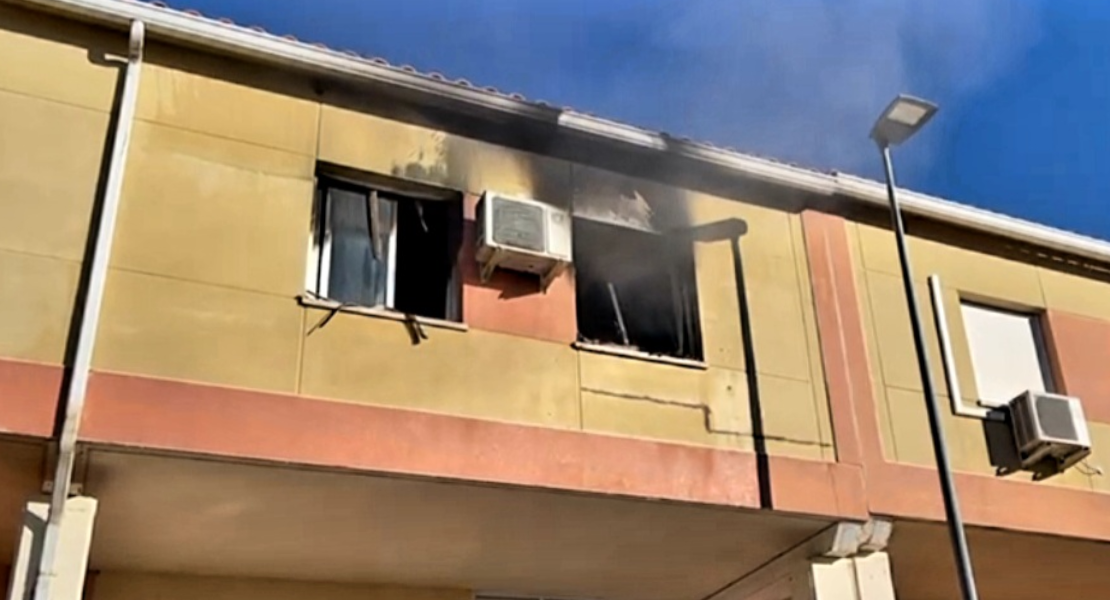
(871, 95, 981, 600)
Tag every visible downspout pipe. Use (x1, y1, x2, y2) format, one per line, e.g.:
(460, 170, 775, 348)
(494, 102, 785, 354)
(32, 19, 144, 600)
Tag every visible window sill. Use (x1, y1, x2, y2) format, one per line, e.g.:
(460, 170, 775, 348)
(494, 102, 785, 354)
(947, 401, 1006, 422)
(968, 400, 1008, 422)
(299, 296, 468, 332)
(573, 342, 708, 370)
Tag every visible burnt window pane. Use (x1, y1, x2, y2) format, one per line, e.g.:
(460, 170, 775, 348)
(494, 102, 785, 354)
(573, 218, 702, 360)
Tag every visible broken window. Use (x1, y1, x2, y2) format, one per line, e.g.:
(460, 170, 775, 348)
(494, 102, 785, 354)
(310, 177, 462, 321)
(573, 218, 702, 360)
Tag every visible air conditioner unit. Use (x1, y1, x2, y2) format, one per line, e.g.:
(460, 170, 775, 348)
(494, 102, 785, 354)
(1009, 391, 1091, 470)
(476, 191, 572, 289)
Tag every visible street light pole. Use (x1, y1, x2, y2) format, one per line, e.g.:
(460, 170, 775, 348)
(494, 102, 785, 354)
(878, 144, 979, 600)
(873, 94, 980, 600)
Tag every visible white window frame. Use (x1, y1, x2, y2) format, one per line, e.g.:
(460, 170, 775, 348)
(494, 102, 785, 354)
(929, 274, 1056, 419)
(306, 183, 399, 310)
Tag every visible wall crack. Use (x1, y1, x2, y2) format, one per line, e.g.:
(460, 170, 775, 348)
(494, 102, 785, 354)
(581, 386, 831, 447)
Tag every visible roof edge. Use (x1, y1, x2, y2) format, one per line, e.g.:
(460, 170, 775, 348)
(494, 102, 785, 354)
(13, 0, 1110, 265)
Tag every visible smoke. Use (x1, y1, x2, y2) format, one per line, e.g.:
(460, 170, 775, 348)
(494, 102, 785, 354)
(198, 0, 1042, 178)
(643, 0, 1042, 174)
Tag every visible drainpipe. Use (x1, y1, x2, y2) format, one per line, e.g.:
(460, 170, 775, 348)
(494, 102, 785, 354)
(32, 20, 145, 600)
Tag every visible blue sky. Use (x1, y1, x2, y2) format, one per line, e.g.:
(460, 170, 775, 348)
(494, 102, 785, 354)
(178, 0, 1110, 239)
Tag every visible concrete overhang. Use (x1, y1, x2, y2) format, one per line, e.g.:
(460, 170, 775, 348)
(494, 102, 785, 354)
(80, 448, 831, 600)
(888, 519, 1110, 600)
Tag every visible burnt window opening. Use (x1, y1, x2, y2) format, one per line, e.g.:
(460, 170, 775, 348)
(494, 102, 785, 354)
(573, 218, 702, 360)
(313, 178, 462, 321)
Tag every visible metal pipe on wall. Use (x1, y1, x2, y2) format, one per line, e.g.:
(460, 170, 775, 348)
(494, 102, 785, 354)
(31, 19, 145, 600)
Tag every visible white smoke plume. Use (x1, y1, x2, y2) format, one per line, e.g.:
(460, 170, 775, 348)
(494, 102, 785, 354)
(649, 0, 1042, 174)
(224, 0, 1043, 178)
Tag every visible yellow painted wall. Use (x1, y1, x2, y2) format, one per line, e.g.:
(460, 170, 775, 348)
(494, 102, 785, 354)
(91, 572, 470, 600)
(0, 8, 832, 461)
(318, 102, 573, 202)
(1088, 422, 1110, 492)
(572, 181, 832, 459)
(300, 309, 583, 428)
(0, 5, 121, 365)
(849, 221, 1100, 491)
(87, 42, 320, 393)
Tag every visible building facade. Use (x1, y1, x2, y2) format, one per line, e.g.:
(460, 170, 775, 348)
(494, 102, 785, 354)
(2, 1, 1110, 599)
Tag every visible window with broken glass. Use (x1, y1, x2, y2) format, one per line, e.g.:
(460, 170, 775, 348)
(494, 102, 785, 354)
(573, 218, 703, 360)
(309, 177, 463, 321)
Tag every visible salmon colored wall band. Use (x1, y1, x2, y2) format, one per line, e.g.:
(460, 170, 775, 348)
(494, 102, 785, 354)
(1043, 309, 1110, 423)
(459, 193, 578, 344)
(83, 369, 766, 505)
(76, 369, 869, 518)
(800, 210, 1110, 542)
(0, 358, 61, 438)
(801, 210, 876, 467)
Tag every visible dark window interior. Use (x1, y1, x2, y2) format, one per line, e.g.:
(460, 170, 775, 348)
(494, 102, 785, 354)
(393, 198, 461, 320)
(573, 218, 702, 359)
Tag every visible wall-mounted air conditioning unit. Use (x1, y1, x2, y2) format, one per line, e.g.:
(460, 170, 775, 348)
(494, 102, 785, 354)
(1009, 391, 1091, 471)
(476, 191, 572, 289)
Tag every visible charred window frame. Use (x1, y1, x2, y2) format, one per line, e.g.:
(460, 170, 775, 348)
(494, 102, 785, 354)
(308, 176, 463, 321)
(573, 218, 702, 360)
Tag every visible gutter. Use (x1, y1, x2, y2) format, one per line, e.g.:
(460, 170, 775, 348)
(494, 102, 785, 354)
(11, 0, 837, 195)
(8, 0, 1110, 264)
(32, 19, 145, 600)
(836, 174, 1110, 264)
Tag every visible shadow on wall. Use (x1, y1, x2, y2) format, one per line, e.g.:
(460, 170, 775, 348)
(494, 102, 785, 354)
(983, 415, 1025, 476)
(982, 413, 1075, 482)
(53, 45, 131, 434)
(0, 0, 132, 433)
(722, 221, 773, 509)
(686, 218, 774, 508)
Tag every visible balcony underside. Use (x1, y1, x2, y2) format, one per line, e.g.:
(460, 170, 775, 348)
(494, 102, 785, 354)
(5, 437, 1110, 600)
(79, 446, 826, 600)
(889, 518, 1110, 600)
